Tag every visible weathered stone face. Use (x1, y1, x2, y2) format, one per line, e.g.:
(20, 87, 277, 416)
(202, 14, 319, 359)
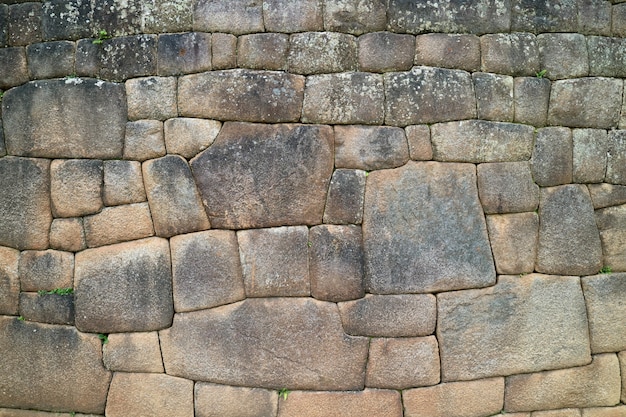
(124, 120, 166, 161)
(415, 34, 481, 72)
(19, 292, 75, 325)
(0, 246, 19, 315)
(98, 35, 157, 82)
(531, 127, 573, 187)
(596, 204, 626, 271)
(511, 0, 577, 32)
(334, 125, 409, 170)
(263, 0, 323, 32)
(211, 33, 237, 69)
(405, 125, 433, 160)
(607, 130, 626, 185)
(103, 160, 147, 206)
(49, 217, 86, 252)
(164, 118, 221, 159)
(0, 47, 28, 89)
(26, 41, 75, 80)
(486, 213, 539, 275)
(126, 76, 177, 121)
(277, 390, 403, 417)
(582, 273, 626, 353)
(195, 383, 278, 417)
(50, 159, 103, 218)
(157, 32, 211, 76)
(481, 33, 540, 76)
(102, 332, 164, 373)
(363, 162, 495, 294)
(473, 72, 514, 121)
(237, 33, 289, 71)
(514, 77, 551, 127)
(83, 202, 155, 248)
(358, 32, 415, 72)
(477, 162, 539, 214)
(588, 36, 626, 78)
(588, 183, 626, 209)
(193, 0, 263, 34)
(322, 169, 366, 225)
(538, 33, 589, 79)
(573, 129, 609, 184)
(190, 122, 333, 229)
(323, 0, 387, 35)
(19, 249, 74, 292)
(288, 32, 357, 74)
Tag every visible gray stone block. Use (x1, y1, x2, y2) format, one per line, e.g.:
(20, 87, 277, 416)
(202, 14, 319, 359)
(75, 38, 101, 77)
(406, 125, 432, 160)
(513, 76, 551, 127)
(103, 160, 146, 206)
(19, 292, 74, 325)
(19, 249, 74, 292)
(358, 32, 415, 72)
(613, 4, 626, 37)
(8, 2, 41, 46)
(26, 41, 75, 79)
(126, 76, 177, 121)
(481, 33, 540, 76)
(588, 183, 626, 209)
(477, 162, 539, 213)
(0, 47, 29, 89)
(578, 0, 612, 35)
(607, 130, 626, 185)
(531, 127, 573, 187)
(211, 33, 236, 69)
(98, 34, 157, 82)
(124, 120, 166, 161)
(588, 36, 626, 77)
(334, 125, 409, 170)
(486, 212, 539, 274)
(237, 33, 289, 71)
(538, 33, 589, 79)
(90, 0, 142, 37)
(473, 72, 514, 121)
(415, 34, 481, 72)
(193, 0, 263, 35)
(41, 0, 92, 41)
(263, 0, 323, 32)
(278, 390, 402, 417)
(621, 352, 626, 403)
(103, 332, 164, 373)
(322, 169, 366, 225)
(582, 273, 626, 352)
(50, 159, 103, 218)
(164, 117, 221, 159)
(157, 32, 211, 76)
(596, 204, 626, 271)
(0, 5, 7, 47)
(0, 246, 19, 315)
(573, 129, 609, 183)
(195, 383, 278, 417)
(83, 203, 155, 248)
(324, 0, 387, 35)
(141, 0, 193, 33)
(288, 32, 357, 74)
(511, 0, 578, 33)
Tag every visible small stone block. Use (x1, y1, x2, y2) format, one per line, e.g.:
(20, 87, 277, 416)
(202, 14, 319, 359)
(237, 33, 289, 71)
(75, 38, 101, 77)
(0, 246, 19, 315)
(596, 204, 626, 271)
(481, 33, 540, 76)
(473, 72, 514, 122)
(478, 162, 539, 214)
(405, 125, 432, 160)
(588, 36, 626, 78)
(50, 159, 103, 218)
(123, 120, 166, 161)
(582, 273, 626, 353)
(514, 77, 551, 127)
(606, 130, 626, 185)
(531, 127, 573, 187)
(83, 203, 155, 248)
(486, 213, 539, 275)
(49, 218, 86, 252)
(157, 32, 211, 76)
(277, 390, 402, 417)
(164, 117, 221, 159)
(19, 250, 74, 292)
(98, 34, 157, 82)
(358, 32, 415, 73)
(334, 125, 409, 170)
(573, 129, 609, 183)
(126, 76, 177, 121)
(263, 0, 323, 32)
(211, 33, 236, 69)
(511, 0, 578, 33)
(0, 47, 28, 90)
(323, 0, 387, 35)
(322, 169, 366, 225)
(415, 34, 481, 72)
(288, 32, 357, 74)
(193, 0, 263, 35)
(103, 160, 147, 206)
(103, 332, 164, 373)
(582, 406, 626, 417)
(19, 292, 74, 325)
(588, 183, 626, 209)
(578, 0, 612, 36)
(538, 33, 589, 79)
(26, 41, 75, 79)
(195, 383, 278, 417)
(613, 4, 626, 37)
(8, 2, 41, 46)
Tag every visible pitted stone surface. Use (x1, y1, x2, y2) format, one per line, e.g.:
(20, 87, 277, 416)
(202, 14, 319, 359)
(538, 33, 589, 79)
(7, 3, 42, 46)
(277, 390, 402, 417)
(486, 213, 539, 274)
(191, 122, 333, 229)
(142, 0, 193, 33)
(582, 407, 626, 417)
(263, 0, 323, 32)
(334, 125, 409, 170)
(606, 130, 626, 185)
(438, 274, 591, 381)
(126, 77, 177, 121)
(124, 120, 166, 161)
(0, 47, 28, 90)
(573, 129, 609, 184)
(477, 162, 539, 213)
(19, 249, 74, 292)
(237, 33, 288, 71)
(363, 162, 495, 294)
(103, 332, 164, 373)
(50, 159, 103, 218)
(473, 72, 514, 122)
(415, 34, 481, 72)
(0, 247, 19, 315)
(49, 218, 86, 252)
(211, 33, 236, 69)
(322, 169, 366, 225)
(323, 0, 387, 35)
(406, 125, 433, 160)
(481, 33, 540, 76)
(160, 298, 369, 390)
(193, 0, 263, 35)
(511, 0, 578, 33)
(288, 32, 357, 74)
(582, 273, 626, 353)
(19, 292, 75, 325)
(358, 32, 415, 72)
(164, 118, 221, 159)
(103, 160, 147, 206)
(589, 183, 626, 209)
(531, 127, 573, 187)
(195, 383, 278, 417)
(26, 41, 75, 80)
(83, 203, 155, 248)
(97, 35, 157, 82)
(514, 77, 551, 127)
(157, 32, 211, 76)
(596, 204, 626, 271)
(588, 36, 626, 78)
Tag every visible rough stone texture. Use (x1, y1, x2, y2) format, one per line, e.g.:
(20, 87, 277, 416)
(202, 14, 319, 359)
(238, 226, 310, 297)
(533, 410, 581, 417)
(366, 336, 440, 389)
(195, 383, 278, 417)
(431, 120, 535, 163)
(514, 77, 551, 127)
(103, 332, 164, 373)
(237, 33, 288, 71)
(0, 121, 4, 157)
(309, 225, 364, 302)
(404, 378, 504, 417)
(481, 33, 540, 76)
(19, 249, 73, 292)
(573, 129, 609, 183)
(537, 185, 603, 275)
(0, 47, 28, 89)
(596, 205, 626, 271)
(578, 0, 612, 35)
(142, 0, 193, 33)
(621, 351, 626, 403)
(0, 247, 19, 315)
(334, 125, 409, 170)
(364, 162, 495, 294)
(143, 155, 209, 237)
(0, 157, 51, 250)
(384, 67, 476, 126)
(589, 183, 626, 209)
(193, 0, 263, 35)
(473, 72, 514, 122)
(179, 70, 304, 123)
(83, 203, 154, 248)
(7, 2, 41, 46)
(49, 218, 86, 252)
(322, 169, 366, 225)
(74, 38, 101, 78)
(277, 390, 402, 417)
(582, 273, 626, 353)
(50, 159, 103, 218)
(74, 237, 173, 333)
(438, 274, 591, 381)
(406, 125, 433, 160)
(164, 118, 221, 159)
(124, 120, 166, 161)
(548, 77, 623, 129)
(97, 34, 157, 82)
(160, 298, 369, 390)
(358, 32, 415, 72)
(191, 123, 333, 229)
(614, 4, 626, 37)
(302, 72, 384, 124)
(89, 0, 142, 38)
(211, 33, 236, 69)
(126, 76, 177, 121)
(18, 292, 74, 325)
(415, 34, 481, 72)
(531, 127, 573, 187)
(477, 162, 539, 214)
(288, 32, 357, 74)
(0, 5, 6, 47)
(511, 0, 578, 33)
(41, 0, 92, 41)
(582, 407, 626, 417)
(0, 409, 99, 417)
(0, 317, 111, 414)
(538, 33, 589, 79)
(170, 230, 245, 312)
(324, 0, 387, 35)
(105, 373, 194, 417)
(338, 294, 437, 337)
(157, 32, 211, 76)
(2, 79, 125, 158)
(103, 160, 146, 206)
(588, 37, 626, 78)
(26, 41, 75, 79)
(486, 213, 539, 274)
(263, 0, 323, 32)
(606, 130, 626, 185)
(505, 354, 621, 411)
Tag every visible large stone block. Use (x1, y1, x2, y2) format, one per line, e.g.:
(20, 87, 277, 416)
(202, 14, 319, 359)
(74, 237, 173, 333)
(514, 77, 551, 127)
(157, 32, 211, 76)
(589, 183, 626, 209)
(606, 130, 626, 185)
(2, 79, 125, 158)
(334, 125, 409, 170)
(41, 0, 92, 41)
(531, 127, 573, 187)
(481, 33, 540, 76)
(160, 298, 369, 390)
(473, 72, 514, 122)
(358, 32, 415, 72)
(190, 122, 333, 229)
(438, 274, 591, 381)
(415, 34, 481, 72)
(103, 160, 146, 206)
(97, 35, 157, 82)
(179, 70, 304, 123)
(193, 0, 263, 35)
(83, 203, 155, 248)
(123, 120, 166, 161)
(511, 0, 578, 32)
(288, 32, 357, 74)
(588, 36, 626, 78)
(323, 0, 387, 35)
(538, 33, 589, 79)
(582, 273, 626, 353)
(486, 213, 539, 274)
(18, 292, 74, 325)
(384, 67, 476, 126)
(277, 390, 402, 417)
(26, 41, 75, 80)
(237, 33, 288, 71)
(50, 159, 103, 218)
(19, 250, 73, 292)
(477, 162, 539, 213)
(126, 77, 177, 121)
(141, 0, 193, 33)
(0, 317, 111, 414)
(103, 332, 164, 373)
(596, 204, 626, 271)
(573, 129, 609, 183)
(263, 0, 323, 32)
(195, 383, 278, 417)
(0, 247, 19, 315)
(164, 118, 221, 159)
(322, 169, 366, 225)
(364, 162, 495, 294)
(0, 47, 28, 90)
(579, 0, 612, 35)
(7, 2, 41, 46)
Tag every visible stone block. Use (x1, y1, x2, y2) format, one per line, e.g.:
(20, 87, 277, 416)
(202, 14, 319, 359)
(49, 218, 86, 252)
(384, 67, 476, 126)
(89, 0, 142, 38)
(105, 373, 193, 417)
(288, 32, 357, 74)
(277, 390, 402, 417)
(338, 294, 437, 337)
(473, 72, 514, 121)
(323, 0, 387, 34)
(83, 203, 155, 248)
(607, 130, 626, 185)
(531, 127, 573, 187)
(366, 336, 440, 389)
(415, 34, 481, 72)
(358, 32, 414, 72)
(19, 292, 74, 325)
(50, 159, 103, 218)
(211, 33, 236, 69)
(164, 117, 221, 159)
(505, 354, 621, 411)
(179, 70, 304, 122)
(548, 77, 623, 129)
(364, 162, 495, 293)
(438, 274, 591, 381)
(2, 79, 126, 158)
(26, 41, 75, 79)
(486, 213, 539, 274)
(126, 76, 177, 121)
(589, 183, 626, 209)
(334, 125, 409, 170)
(170, 230, 245, 312)
(123, 120, 166, 161)
(103, 332, 164, 373)
(0, 5, 7, 47)
(41, 0, 92, 41)
(511, 0, 578, 32)
(157, 32, 211, 76)
(8, 2, 41, 46)
(573, 129, 609, 183)
(588, 36, 626, 77)
(406, 125, 432, 160)
(19, 250, 73, 292)
(578, 0, 612, 35)
(582, 407, 626, 417)
(97, 34, 157, 82)
(237, 226, 310, 297)
(596, 205, 626, 271)
(195, 383, 278, 417)
(160, 298, 369, 390)
(477, 162, 539, 214)
(237, 33, 289, 70)
(0, 317, 111, 414)
(0, 121, 5, 157)
(533, 410, 581, 417)
(404, 378, 504, 417)
(309, 225, 363, 302)
(193, 0, 263, 34)
(431, 120, 535, 163)
(75, 38, 101, 77)
(103, 160, 146, 206)
(143, 155, 209, 237)
(302, 72, 384, 124)
(613, 4, 626, 37)
(538, 33, 589, 79)
(481, 33, 540, 76)
(191, 123, 333, 229)
(621, 351, 626, 402)
(0, 47, 27, 89)
(263, 0, 322, 32)
(322, 169, 366, 225)
(74, 237, 173, 333)
(141, 0, 193, 33)
(582, 273, 626, 352)
(0, 246, 19, 315)
(514, 77, 551, 127)
(537, 185, 603, 275)
(0, 157, 51, 250)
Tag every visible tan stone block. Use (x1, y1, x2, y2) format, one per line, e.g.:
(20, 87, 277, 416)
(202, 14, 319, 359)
(0, 47, 29, 89)
(334, 125, 409, 170)
(277, 390, 402, 417)
(19, 250, 73, 292)
(49, 218, 86, 252)
(481, 33, 539, 76)
(588, 183, 626, 209)
(478, 162, 539, 214)
(103, 332, 164, 373)
(620, 351, 626, 402)
(211, 33, 236, 69)
(415, 34, 481, 72)
(50, 159, 103, 218)
(0, 246, 19, 315)
(288, 32, 357, 74)
(193, 0, 263, 35)
(19, 291, 74, 325)
(323, 0, 387, 35)
(486, 213, 538, 274)
(404, 378, 504, 417)
(195, 383, 278, 417)
(237, 33, 289, 70)
(406, 125, 432, 161)
(582, 406, 626, 417)
(582, 273, 626, 352)
(103, 160, 146, 206)
(531, 127, 573, 187)
(164, 117, 221, 159)
(126, 76, 177, 121)
(124, 120, 166, 161)
(358, 32, 414, 72)
(532, 409, 581, 417)
(83, 203, 154, 248)
(263, 0, 323, 32)
(322, 169, 366, 225)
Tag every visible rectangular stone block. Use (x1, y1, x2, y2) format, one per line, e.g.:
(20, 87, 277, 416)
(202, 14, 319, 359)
(573, 129, 609, 183)
(358, 32, 414, 72)
(8, 2, 41, 46)
(596, 205, 626, 271)
(263, 0, 323, 32)
(19, 292, 74, 325)
(415, 34, 481, 72)
(51, 159, 103, 218)
(0, 246, 19, 315)
(578, 0, 612, 35)
(103, 160, 146, 206)
(514, 77, 551, 127)
(322, 169, 366, 225)
(406, 125, 433, 160)
(26, 41, 75, 80)
(621, 351, 626, 403)
(41, 0, 92, 41)
(0, 47, 28, 90)
(277, 390, 402, 417)
(531, 127, 573, 187)
(126, 77, 177, 121)
(582, 273, 626, 352)
(237, 33, 288, 71)
(481, 33, 540, 76)
(211, 33, 236, 69)
(83, 203, 154, 248)
(334, 125, 409, 170)
(614, 4, 626, 37)
(164, 118, 221, 160)
(323, 0, 387, 35)
(588, 183, 626, 209)
(588, 36, 626, 77)
(98, 34, 157, 82)
(473, 72, 514, 122)
(19, 250, 74, 292)
(49, 218, 86, 252)
(486, 213, 539, 274)
(103, 332, 164, 373)
(195, 383, 278, 417)
(478, 162, 539, 214)
(533, 410, 581, 417)
(193, 0, 263, 35)
(141, 0, 193, 33)
(157, 32, 211, 76)
(124, 120, 166, 161)
(582, 406, 626, 417)
(511, 0, 578, 32)
(538, 33, 589, 79)
(288, 32, 357, 74)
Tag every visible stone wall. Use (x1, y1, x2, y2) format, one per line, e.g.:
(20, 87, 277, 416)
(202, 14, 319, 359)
(1, 0, 626, 416)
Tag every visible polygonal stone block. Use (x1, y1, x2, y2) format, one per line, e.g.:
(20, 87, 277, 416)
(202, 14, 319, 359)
(531, 127, 573, 187)
(323, 0, 387, 35)
(538, 33, 589, 79)
(126, 76, 177, 121)
(157, 32, 211, 76)
(237, 33, 289, 71)
(415, 34, 481, 72)
(98, 34, 157, 82)
(481, 33, 540, 76)
(596, 204, 626, 271)
(477, 162, 539, 214)
(406, 125, 432, 160)
(193, 0, 263, 35)
(514, 76, 551, 127)
(19, 292, 74, 325)
(26, 41, 75, 79)
(50, 159, 103, 218)
(263, 0, 323, 32)
(83, 203, 155, 248)
(358, 32, 414, 72)
(322, 169, 366, 225)
(334, 125, 409, 170)
(103, 160, 146, 206)
(278, 390, 402, 417)
(211, 33, 236, 69)
(582, 273, 626, 353)
(195, 383, 278, 417)
(511, 0, 578, 33)
(473, 72, 514, 122)
(123, 120, 166, 161)
(19, 250, 74, 292)
(164, 117, 221, 159)
(103, 332, 164, 373)
(486, 213, 539, 275)
(288, 32, 357, 74)
(0, 47, 28, 90)
(573, 129, 609, 183)
(8, 2, 42, 46)
(49, 218, 86, 252)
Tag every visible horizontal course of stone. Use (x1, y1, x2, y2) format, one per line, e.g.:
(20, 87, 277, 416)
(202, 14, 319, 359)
(1, 0, 626, 416)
